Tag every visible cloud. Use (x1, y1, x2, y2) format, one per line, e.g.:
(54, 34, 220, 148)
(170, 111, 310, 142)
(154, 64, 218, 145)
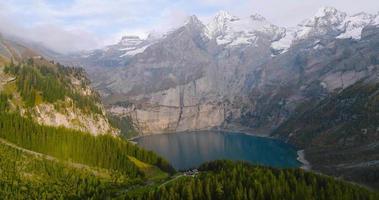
(0, 0, 378, 53)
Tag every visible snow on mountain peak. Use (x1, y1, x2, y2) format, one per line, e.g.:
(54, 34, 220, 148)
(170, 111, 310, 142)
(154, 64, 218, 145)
(372, 14, 379, 26)
(119, 36, 144, 46)
(205, 11, 283, 47)
(214, 10, 239, 21)
(272, 8, 378, 54)
(116, 35, 157, 57)
(301, 6, 346, 29)
(314, 7, 343, 18)
(337, 12, 375, 39)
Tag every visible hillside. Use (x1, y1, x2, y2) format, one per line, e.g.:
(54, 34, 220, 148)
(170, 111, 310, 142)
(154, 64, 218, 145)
(274, 77, 379, 189)
(0, 57, 118, 135)
(0, 134, 172, 199)
(0, 48, 176, 198)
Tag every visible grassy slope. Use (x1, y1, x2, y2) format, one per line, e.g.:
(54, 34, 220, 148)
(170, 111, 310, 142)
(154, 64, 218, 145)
(128, 156, 169, 181)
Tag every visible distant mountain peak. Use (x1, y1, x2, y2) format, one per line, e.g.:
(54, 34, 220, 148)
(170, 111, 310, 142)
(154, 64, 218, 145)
(118, 35, 144, 47)
(314, 6, 341, 17)
(272, 7, 378, 54)
(214, 10, 239, 21)
(183, 15, 206, 32)
(302, 6, 346, 27)
(205, 10, 283, 47)
(250, 13, 267, 22)
(185, 15, 203, 26)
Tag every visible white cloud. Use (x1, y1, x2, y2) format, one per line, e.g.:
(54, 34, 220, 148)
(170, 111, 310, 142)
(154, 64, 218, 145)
(0, 0, 378, 53)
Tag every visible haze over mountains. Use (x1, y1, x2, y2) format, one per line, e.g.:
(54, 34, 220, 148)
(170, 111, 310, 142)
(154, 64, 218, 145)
(0, 2, 379, 194)
(48, 7, 379, 188)
(59, 7, 379, 134)
(0, 5, 379, 190)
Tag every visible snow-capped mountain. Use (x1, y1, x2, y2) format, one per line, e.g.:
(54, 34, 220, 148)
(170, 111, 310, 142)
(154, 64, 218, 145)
(204, 11, 284, 47)
(117, 36, 153, 57)
(272, 7, 379, 53)
(337, 12, 375, 39)
(69, 7, 379, 67)
(58, 6, 379, 135)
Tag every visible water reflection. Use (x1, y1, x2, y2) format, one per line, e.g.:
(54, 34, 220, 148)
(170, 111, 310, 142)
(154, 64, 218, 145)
(134, 131, 300, 170)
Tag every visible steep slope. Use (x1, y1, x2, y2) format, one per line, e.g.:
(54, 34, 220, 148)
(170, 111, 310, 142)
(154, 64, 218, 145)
(239, 25, 379, 132)
(0, 57, 175, 198)
(0, 120, 173, 199)
(73, 14, 281, 135)
(1, 57, 117, 135)
(272, 7, 379, 54)
(0, 140, 117, 199)
(60, 7, 379, 136)
(273, 76, 379, 189)
(0, 34, 41, 64)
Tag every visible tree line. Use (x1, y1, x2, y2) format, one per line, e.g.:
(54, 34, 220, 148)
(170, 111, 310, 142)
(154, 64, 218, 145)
(128, 160, 378, 200)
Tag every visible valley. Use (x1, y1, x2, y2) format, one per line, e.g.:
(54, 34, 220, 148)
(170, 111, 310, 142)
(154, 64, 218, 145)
(0, 2, 378, 199)
(58, 6, 379, 190)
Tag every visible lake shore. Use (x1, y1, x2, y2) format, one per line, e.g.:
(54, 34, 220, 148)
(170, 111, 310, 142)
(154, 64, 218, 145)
(129, 126, 272, 142)
(297, 150, 311, 170)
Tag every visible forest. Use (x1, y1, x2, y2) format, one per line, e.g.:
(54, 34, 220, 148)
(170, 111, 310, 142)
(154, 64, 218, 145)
(0, 141, 115, 199)
(128, 160, 378, 200)
(4, 60, 102, 114)
(0, 112, 174, 177)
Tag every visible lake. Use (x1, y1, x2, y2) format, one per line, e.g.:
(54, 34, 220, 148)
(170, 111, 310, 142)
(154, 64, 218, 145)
(134, 131, 300, 170)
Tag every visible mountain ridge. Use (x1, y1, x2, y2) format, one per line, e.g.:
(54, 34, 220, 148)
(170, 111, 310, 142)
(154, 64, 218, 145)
(65, 7, 379, 135)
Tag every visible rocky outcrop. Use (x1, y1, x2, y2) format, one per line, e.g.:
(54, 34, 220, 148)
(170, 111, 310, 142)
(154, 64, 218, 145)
(32, 100, 117, 136)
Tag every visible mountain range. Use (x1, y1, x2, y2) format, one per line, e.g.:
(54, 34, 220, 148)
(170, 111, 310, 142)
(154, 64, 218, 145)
(60, 7, 379, 134)
(53, 7, 379, 188)
(1, 6, 379, 191)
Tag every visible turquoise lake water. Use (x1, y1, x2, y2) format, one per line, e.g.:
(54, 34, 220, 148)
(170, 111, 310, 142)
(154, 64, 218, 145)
(134, 131, 300, 170)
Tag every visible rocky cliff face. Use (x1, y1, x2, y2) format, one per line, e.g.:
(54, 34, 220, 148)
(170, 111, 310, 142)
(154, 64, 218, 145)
(93, 14, 278, 134)
(63, 7, 379, 135)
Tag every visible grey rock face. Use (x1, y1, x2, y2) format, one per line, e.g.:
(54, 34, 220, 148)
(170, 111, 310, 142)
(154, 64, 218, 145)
(62, 8, 379, 135)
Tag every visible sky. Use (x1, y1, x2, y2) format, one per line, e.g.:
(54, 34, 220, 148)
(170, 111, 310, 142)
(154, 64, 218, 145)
(0, 0, 378, 53)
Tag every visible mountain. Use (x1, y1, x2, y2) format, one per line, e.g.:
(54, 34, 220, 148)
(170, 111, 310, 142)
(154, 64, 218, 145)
(1, 33, 376, 200)
(0, 36, 117, 135)
(61, 7, 379, 137)
(204, 10, 285, 47)
(273, 75, 379, 188)
(0, 40, 175, 198)
(55, 7, 379, 189)
(272, 7, 379, 53)
(1, 7, 379, 198)
(0, 60, 117, 136)
(64, 12, 285, 135)
(0, 34, 40, 64)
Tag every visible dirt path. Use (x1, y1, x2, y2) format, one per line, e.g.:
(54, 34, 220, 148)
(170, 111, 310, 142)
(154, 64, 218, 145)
(0, 138, 102, 172)
(158, 175, 184, 188)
